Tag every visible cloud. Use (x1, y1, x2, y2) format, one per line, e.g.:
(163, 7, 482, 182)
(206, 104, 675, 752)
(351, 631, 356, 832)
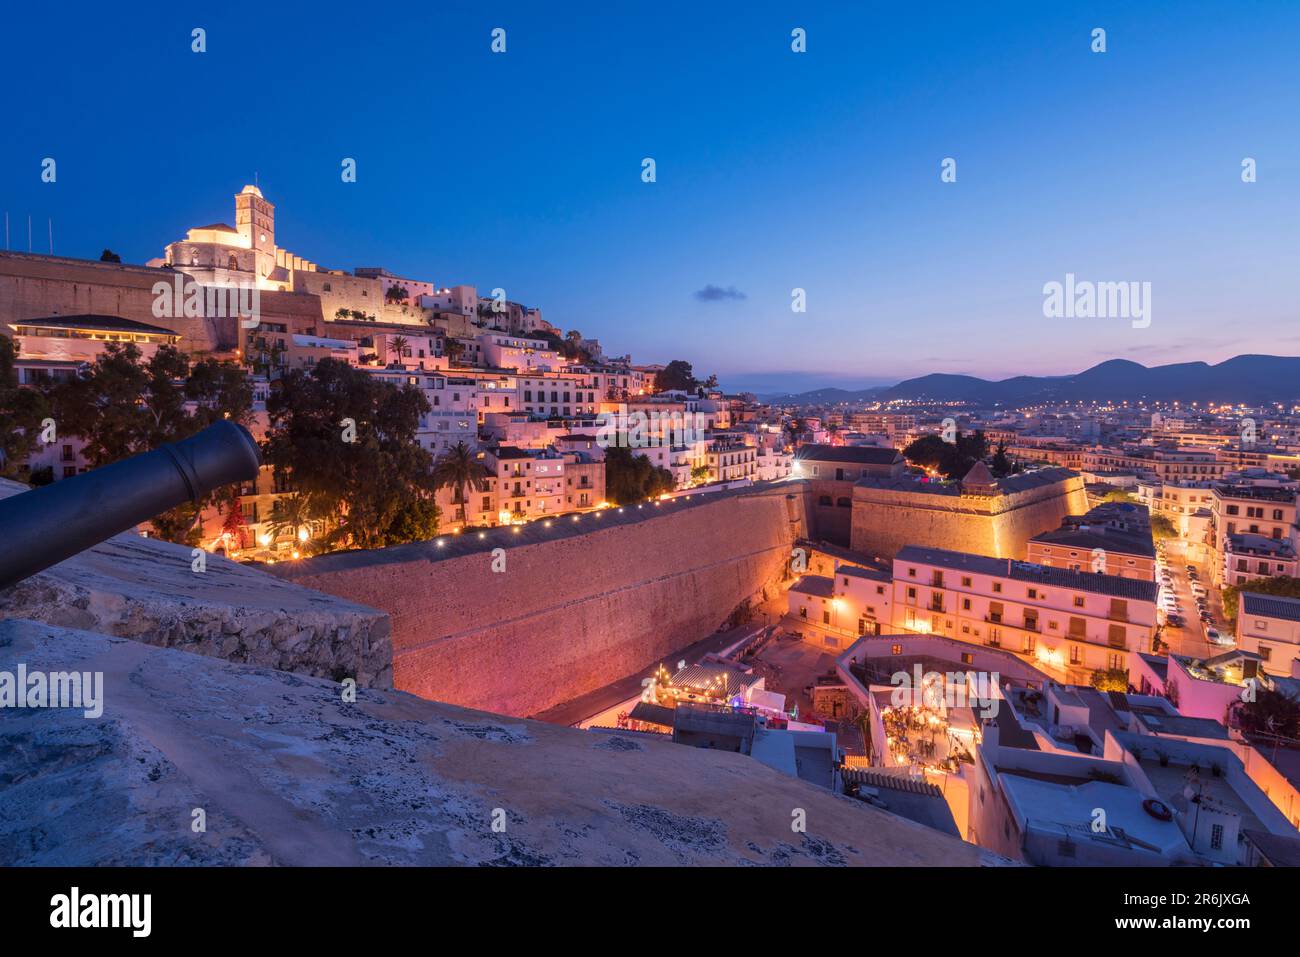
(694, 284, 747, 302)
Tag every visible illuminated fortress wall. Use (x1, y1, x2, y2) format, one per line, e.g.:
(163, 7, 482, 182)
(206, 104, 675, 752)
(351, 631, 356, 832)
(850, 473, 1089, 560)
(0, 250, 325, 354)
(272, 484, 808, 718)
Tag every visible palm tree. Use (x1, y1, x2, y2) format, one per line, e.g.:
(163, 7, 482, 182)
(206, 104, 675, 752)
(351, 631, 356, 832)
(389, 336, 410, 365)
(268, 493, 314, 546)
(431, 442, 489, 525)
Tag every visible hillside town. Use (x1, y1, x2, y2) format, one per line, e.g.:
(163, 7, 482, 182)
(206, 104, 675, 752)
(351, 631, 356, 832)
(4, 183, 1300, 874)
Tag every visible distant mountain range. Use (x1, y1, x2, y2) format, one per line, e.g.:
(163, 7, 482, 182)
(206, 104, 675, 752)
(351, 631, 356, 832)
(757, 355, 1300, 407)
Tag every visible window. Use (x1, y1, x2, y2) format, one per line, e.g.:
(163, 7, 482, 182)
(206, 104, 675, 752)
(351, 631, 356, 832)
(992, 582, 1002, 593)
(961, 576, 972, 587)
(1210, 824, 1224, 851)
(961, 653, 974, 665)
(891, 644, 902, 655)
(1073, 596, 1085, 608)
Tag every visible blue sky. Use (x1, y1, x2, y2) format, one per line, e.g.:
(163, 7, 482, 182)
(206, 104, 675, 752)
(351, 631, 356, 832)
(3, 1, 1298, 393)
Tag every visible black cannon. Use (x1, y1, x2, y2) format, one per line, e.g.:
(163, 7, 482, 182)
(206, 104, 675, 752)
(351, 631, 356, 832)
(0, 420, 261, 591)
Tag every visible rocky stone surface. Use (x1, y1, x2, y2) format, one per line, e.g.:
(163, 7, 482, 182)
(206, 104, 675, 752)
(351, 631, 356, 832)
(0, 619, 991, 866)
(0, 479, 391, 688)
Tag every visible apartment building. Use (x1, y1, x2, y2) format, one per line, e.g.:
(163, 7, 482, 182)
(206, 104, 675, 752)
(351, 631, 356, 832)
(478, 332, 562, 372)
(516, 373, 599, 417)
(1027, 503, 1156, 581)
(705, 439, 757, 483)
(891, 546, 1157, 683)
(1237, 592, 1300, 678)
(787, 564, 894, 650)
(1210, 483, 1299, 586)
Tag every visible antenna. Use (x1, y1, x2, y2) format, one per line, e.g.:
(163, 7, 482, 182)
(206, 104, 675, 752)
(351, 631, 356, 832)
(48, 217, 53, 255)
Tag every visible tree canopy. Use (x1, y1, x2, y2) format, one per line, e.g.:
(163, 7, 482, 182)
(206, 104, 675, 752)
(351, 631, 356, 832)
(902, 430, 989, 479)
(1222, 575, 1300, 621)
(604, 446, 674, 504)
(654, 359, 717, 394)
(41, 342, 253, 544)
(263, 358, 438, 550)
(0, 336, 50, 479)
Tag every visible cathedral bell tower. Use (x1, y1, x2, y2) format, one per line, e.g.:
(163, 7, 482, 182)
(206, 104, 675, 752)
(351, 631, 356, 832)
(234, 184, 276, 288)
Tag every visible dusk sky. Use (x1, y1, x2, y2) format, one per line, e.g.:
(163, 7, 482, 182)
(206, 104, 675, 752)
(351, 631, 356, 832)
(4, 1, 1299, 393)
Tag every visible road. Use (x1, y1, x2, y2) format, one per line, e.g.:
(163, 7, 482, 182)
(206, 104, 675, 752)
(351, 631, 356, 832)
(1156, 541, 1231, 659)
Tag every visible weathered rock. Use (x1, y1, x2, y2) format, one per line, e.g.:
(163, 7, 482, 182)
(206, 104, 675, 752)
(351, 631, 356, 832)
(0, 619, 991, 867)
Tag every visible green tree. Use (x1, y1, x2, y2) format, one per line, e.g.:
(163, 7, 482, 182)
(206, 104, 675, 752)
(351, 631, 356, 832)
(1089, 668, 1129, 692)
(0, 335, 51, 479)
(1222, 575, 1300, 621)
(263, 358, 437, 551)
(443, 338, 466, 364)
(47, 343, 252, 545)
(431, 441, 490, 525)
(989, 444, 1020, 477)
(654, 359, 701, 393)
(902, 430, 987, 479)
(1237, 687, 1300, 739)
(389, 336, 410, 363)
(605, 446, 674, 504)
(1150, 513, 1177, 541)
(267, 492, 316, 547)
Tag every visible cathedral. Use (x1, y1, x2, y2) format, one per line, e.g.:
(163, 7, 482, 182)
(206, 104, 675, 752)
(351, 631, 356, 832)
(151, 185, 322, 292)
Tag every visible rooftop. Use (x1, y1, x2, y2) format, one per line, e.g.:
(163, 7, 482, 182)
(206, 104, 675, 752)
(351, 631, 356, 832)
(12, 313, 179, 336)
(1242, 591, 1300, 622)
(794, 444, 902, 466)
(790, 574, 835, 598)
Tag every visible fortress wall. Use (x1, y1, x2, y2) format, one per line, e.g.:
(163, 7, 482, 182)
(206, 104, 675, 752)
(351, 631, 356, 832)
(850, 476, 1088, 560)
(0, 252, 229, 351)
(993, 477, 1090, 558)
(806, 479, 854, 546)
(272, 484, 808, 717)
(0, 251, 324, 354)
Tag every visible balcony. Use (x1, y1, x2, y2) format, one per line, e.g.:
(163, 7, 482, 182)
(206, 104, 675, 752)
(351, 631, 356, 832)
(985, 614, 1003, 625)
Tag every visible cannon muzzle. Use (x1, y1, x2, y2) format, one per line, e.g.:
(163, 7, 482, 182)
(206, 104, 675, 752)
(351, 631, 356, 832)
(0, 419, 261, 590)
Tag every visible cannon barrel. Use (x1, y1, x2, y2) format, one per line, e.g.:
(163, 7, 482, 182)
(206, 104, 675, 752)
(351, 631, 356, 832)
(0, 420, 261, 591)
